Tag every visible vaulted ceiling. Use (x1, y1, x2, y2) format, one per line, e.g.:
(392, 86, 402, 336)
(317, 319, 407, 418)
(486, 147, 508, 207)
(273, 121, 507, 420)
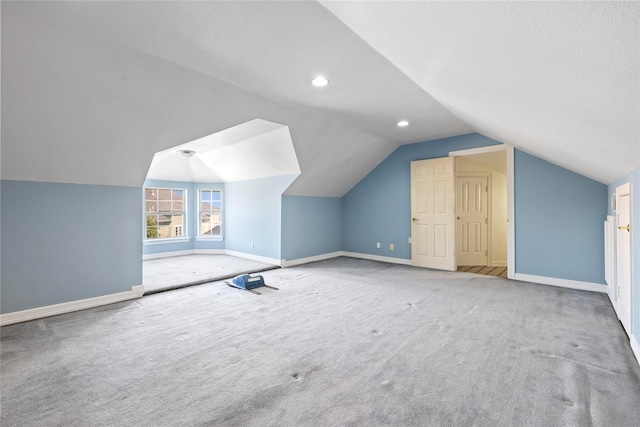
(1, 1, 638, 196)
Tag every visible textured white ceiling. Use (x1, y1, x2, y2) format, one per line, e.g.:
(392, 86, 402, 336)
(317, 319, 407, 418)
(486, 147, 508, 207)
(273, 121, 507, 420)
(321, 1, 640, 183)
(1, 2, 394, 196)
(1, 1, 638, 197)
(22, 0, 471, 145)
(146, 120, 300, 183)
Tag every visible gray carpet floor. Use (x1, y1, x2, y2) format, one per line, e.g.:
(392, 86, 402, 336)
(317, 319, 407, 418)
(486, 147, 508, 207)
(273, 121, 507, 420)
(143, 254, 279, 294)
(2, 257, 639, 426)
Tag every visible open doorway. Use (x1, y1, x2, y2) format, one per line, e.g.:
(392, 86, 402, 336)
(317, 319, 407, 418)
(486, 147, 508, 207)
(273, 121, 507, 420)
(409, 145, 513, 279)
(455, 151, 508, 277)
(453, 146, 511, 278)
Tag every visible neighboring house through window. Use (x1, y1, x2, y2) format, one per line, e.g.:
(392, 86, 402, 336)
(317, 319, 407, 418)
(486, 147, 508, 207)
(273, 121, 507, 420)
(199, 189, 222, 237)
(145, 187, 186, 239)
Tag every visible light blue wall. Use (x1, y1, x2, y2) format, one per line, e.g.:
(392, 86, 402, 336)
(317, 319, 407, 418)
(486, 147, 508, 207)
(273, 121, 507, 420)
(608, 167, 640, 341)
(225, 174, 298, 260)
(1, 180, 142, 313)
(514, 150, 607, 284)
(281, 195, 342, 261)
(342, 133, 501, 260)
(142, 179, 225, 255)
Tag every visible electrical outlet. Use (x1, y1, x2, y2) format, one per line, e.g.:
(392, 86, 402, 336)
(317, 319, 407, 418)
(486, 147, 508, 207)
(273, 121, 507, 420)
(408, 237, 411, 244)
(390, 243, 394, 251)
(376, 242, 380, 249)
(250, 241, 254, 248)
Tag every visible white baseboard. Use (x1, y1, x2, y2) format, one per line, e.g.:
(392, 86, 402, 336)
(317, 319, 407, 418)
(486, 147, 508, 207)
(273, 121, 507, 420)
(0, 286, 144, 327)
(631, 334, 640, 367)
(513, 273, 607, 293)
(342, 251, 412, 266)
(224, 250, 281, 266)
(143, 250, 194, 260)
(281, 251, 343, 267)
(143, 249, 242, 260)
(194, 249, 226, 256)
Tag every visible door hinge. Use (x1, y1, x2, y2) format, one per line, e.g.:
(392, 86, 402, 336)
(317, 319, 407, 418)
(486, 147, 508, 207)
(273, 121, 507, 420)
(485, 218, 488, 224)
(485, 186, 488, 192)
(485, 250, 488, 256)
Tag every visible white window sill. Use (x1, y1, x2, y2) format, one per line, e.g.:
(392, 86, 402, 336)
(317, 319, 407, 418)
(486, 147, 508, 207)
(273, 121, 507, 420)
(196, 236, 223, 242)
(144, 237, 190, 246)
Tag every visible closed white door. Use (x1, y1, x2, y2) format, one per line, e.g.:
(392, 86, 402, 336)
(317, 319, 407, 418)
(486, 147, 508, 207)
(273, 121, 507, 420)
(616, 183, 632, 336)
(456, 176, 488, 266)
(411, 157, 456, 271)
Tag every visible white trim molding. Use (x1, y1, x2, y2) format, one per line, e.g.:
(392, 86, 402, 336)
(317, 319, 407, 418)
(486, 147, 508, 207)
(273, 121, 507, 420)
(0, 286, 144, 327)
(143, 250, 195, 260)
(281, 251, 343, 267)
(513, 273, 607, 293)
(194, 249, 226, 256)
(143, 237, 190, 246)
(343, 251, 412, 266)
(143, 249, 226, 260)
(195, 236, 223, 242)
(224, 250, 281, 266)
(631, 334, 640, 367)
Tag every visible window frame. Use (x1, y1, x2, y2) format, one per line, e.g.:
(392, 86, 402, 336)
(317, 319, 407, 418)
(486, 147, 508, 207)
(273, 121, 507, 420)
(197, 189, 223, 241)
(144, 186, 188, 243)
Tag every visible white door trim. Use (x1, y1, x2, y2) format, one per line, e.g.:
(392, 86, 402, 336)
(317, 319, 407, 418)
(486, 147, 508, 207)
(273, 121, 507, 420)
(615, 182, 633, 336)
(449, 145, 514, 279)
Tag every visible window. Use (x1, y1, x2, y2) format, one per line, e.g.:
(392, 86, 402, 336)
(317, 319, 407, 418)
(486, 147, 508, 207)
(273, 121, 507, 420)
(199, 190, 222, 237)
(145, 187, 186, 239)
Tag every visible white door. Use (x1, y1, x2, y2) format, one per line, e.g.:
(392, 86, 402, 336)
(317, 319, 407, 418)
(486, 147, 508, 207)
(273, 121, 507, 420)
(616, 183, 632, 336)
(456, 176, 488, 266)
(411, 157, 456, 271)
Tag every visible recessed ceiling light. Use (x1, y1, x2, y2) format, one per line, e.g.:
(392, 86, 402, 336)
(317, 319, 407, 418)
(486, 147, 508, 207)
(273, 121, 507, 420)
(177, 149, 196, 159)
(397, 120, 409, 127)
(312, 76, 329, 87)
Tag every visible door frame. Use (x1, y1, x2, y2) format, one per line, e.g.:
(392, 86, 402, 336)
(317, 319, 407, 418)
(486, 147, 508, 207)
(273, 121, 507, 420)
(615, 181, 633, 336)
(449, 145, 514, 279)
(456, 172, 492, 267)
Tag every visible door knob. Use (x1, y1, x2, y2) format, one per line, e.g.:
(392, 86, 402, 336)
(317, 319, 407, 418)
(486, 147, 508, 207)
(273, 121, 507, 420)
(617, 224, 630, 232)
(412, 217, 418, 222)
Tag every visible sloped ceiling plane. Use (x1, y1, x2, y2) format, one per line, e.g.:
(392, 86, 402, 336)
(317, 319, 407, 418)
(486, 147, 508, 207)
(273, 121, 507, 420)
(1, 1, 638, 196)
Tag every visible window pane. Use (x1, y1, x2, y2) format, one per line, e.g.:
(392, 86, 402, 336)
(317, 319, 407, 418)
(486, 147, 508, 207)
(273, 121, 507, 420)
(172, 214, 183, 226)
(158, 189, 172, 200)
(145, 188, 158, 200)
(146, 227, 158, 238)
(200, 213, 212, 235)
(145, 188, 186, 239)
(145, 201, 158, 212)
(198, 190, 222, 236)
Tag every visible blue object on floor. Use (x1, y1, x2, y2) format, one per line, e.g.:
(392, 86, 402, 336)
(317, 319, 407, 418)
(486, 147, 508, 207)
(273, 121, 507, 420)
(226, 274, 279, 295)
(232, 274, 265, 290)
